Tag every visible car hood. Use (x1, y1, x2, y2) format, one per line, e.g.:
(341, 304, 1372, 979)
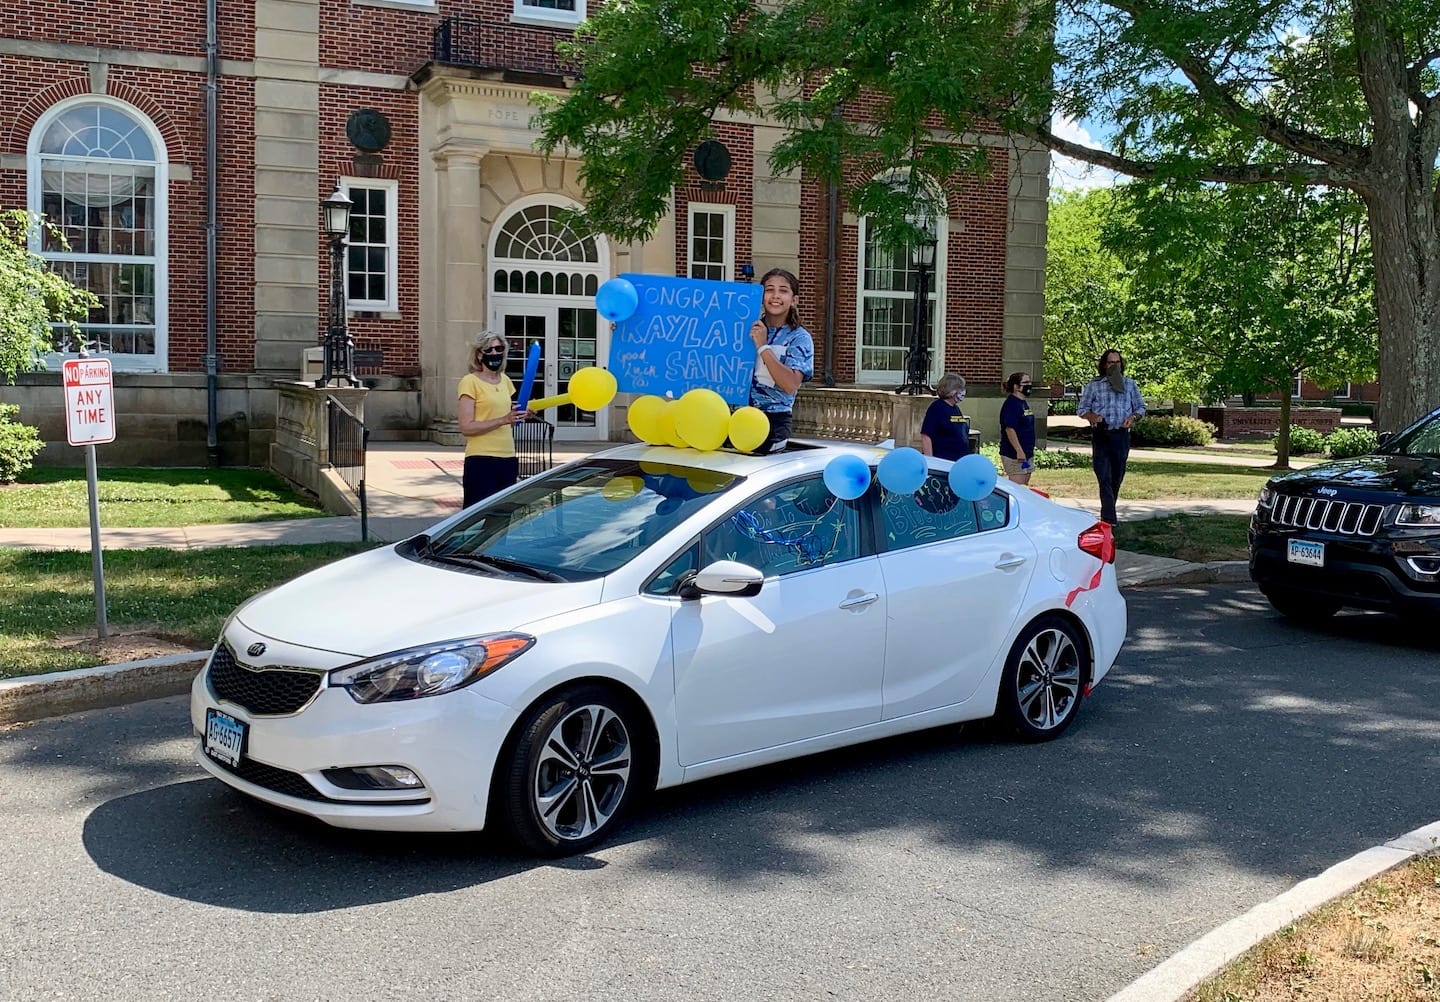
(1271, 454, 1440, 498)
(234, 545, 604, 658)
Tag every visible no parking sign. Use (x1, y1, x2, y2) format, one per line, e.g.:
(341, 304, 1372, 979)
(62, 357, 116, 446)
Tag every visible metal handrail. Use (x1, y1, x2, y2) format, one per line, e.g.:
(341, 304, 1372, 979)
(326, 396, 369, 541)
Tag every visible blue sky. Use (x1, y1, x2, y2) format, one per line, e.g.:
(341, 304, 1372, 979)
(1048, 114, 1121, 192)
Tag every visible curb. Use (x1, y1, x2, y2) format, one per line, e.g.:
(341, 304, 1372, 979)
(1124, 560, 1250, 588)
(1107, 819, 1440, 1001)
(0, 650, 208, 726)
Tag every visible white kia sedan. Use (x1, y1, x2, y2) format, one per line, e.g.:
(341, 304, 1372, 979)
(191, 441, 1127, 855)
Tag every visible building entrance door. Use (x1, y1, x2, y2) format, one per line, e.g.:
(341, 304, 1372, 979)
(494, 303, 606, 441)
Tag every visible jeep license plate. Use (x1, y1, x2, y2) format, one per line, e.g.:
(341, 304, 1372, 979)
(205, 708, 247, 768)
(1287, 538, 1325, 568)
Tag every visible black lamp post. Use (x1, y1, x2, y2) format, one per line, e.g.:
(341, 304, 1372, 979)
(317, 181, 358, 387)
(896, 214, 938, 395)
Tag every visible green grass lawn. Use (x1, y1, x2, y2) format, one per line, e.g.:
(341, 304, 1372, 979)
(0, 467, 326, 528)
(1029, 459, 1274, 500)
(1116, 513, 1252, 563)
(0, 543, 375, 678)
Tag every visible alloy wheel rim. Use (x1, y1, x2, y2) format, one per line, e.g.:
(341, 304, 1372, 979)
(534, 703, 632, 842)
(1015, 628, 1081, 731)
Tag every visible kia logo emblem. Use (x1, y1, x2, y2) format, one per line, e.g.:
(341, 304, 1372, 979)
(246, 642, 267, 658)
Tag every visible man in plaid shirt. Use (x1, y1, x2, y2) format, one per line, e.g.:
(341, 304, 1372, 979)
(1078, 348, 1147, 525)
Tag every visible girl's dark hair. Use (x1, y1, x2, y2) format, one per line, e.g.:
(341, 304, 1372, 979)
(759, 267, 803, 330)
(1004, 372, 1030, 392)
(1097, 348, 1125, 376)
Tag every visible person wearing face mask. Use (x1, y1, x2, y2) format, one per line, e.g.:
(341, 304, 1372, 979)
(920, 373, 972, 461)
(456, 331, 525, 508)
(1079, 347, 1147, 525)
(998, 372, 1037, 484)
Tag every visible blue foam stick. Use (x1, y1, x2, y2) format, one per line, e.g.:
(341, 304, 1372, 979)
(516, 342, 541, 410)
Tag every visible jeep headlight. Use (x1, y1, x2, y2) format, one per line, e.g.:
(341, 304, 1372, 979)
(1395, 504, 1440, 528)
(1258, 487, 1275, 508)
(330, 634, 535, 703)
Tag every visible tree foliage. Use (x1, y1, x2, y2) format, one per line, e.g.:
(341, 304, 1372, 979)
(0, 210, 96, 383)
(536, 0, 1439, 431)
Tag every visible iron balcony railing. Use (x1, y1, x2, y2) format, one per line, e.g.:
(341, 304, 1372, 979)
(432, 16, 579, 77)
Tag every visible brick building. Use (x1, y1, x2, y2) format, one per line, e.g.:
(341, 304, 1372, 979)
(0, 0, 1048, 464)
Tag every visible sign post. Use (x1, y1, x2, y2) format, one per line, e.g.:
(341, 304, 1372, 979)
(62, 357, 116, 639)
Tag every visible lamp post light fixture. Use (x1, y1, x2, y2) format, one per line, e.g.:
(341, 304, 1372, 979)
(896, 210, 938, 396)
(317, 180, 359, 388)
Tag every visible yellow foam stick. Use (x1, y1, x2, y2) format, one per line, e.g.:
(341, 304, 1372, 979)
(526, 393, 570, 411)
(525, 367, 618, 412)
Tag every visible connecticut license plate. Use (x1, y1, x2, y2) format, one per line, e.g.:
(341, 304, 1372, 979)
(1287, 538, 1325, 568)
(205, 708, 247, 768)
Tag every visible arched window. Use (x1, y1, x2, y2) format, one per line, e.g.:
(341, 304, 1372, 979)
(28, 98, 168, 370)
(493, 202, 599, 263)
(855, 174, 947, 383)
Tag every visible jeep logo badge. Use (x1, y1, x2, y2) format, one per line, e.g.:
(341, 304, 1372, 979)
(1317, 487, 1338, 497)
(246, 642, 267, 658)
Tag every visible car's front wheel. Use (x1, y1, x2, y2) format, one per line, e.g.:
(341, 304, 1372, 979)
(1263, 586, 1342, 623)
(998, 615, 1087, 742)
(495, 683, 649, 856)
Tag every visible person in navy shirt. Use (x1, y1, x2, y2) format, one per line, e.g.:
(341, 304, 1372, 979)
(998, 371, 1036, 485)
(747, 268, 815, 453)
(919, 373, 971, 461)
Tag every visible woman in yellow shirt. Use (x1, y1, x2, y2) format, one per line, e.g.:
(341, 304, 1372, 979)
(457, 331, 525, 507)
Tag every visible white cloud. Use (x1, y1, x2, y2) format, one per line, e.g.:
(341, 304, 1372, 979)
(1049, 115, 1122, 192)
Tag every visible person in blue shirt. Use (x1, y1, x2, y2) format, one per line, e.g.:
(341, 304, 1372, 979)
(1078, 347, 1147, 525)
(920, 373, 971, 461)
(747, 268, 815, 453)
(998, 371, 1037, 484)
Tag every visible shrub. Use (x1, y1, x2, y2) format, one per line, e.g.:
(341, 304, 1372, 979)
(1326, 427, 1378, 459)
(1048, 398, 1077, 416)
(1131, 415, 1215, 447)
(977, 443, 1090, 470)
(1274, 425, 1327, 455)
(0, 404, 44, 483)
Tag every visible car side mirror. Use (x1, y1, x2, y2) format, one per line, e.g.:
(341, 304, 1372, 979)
(1377, 431, 1392, 446)
(678, 560, 764, 600)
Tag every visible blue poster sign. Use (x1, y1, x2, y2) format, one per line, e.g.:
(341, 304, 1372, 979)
(606, 274, 762, 405)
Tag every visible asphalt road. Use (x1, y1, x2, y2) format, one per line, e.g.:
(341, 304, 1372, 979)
(3, 584, 1439, 1002)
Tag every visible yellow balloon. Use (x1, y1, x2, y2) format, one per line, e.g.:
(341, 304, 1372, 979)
(728, 406, 770, 453)
(674, 388, 730, 451)
(627, 394, 667, 444)
(568, 367, 618, 412)
(654, 401, 689, 449)
(687, 470, 730, 494)
(601, 475, 644, 501)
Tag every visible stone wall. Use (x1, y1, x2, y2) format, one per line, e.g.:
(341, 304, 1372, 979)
(1197, 406, 1342, 440)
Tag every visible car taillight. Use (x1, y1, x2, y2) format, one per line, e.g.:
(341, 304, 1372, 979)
(1078, 522, 1115, 564)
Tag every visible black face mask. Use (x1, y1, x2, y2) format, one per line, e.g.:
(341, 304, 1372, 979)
(480, 352, 504, 371)
(1020, 384, 1034, 397)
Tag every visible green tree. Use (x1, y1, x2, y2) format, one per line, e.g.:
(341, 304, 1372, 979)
(1043, 189, 1139, 391)
(1106, 180, 1376, 467)
(0, 209, 95, 382)
(535, 0, 1439, 432)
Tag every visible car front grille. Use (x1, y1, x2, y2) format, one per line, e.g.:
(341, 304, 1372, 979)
(1267, 494, 1386, 536)
(208, 644, 324, 716)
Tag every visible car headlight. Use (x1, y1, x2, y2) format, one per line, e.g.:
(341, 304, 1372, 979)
(1395, 503, 1440, 528)
(1258, 487, 1275, 508)
(330, 633, 535, 704)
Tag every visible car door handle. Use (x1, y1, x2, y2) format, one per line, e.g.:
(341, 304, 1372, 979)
(839, 593, 879, 610)
(994, 554, 1027, 570)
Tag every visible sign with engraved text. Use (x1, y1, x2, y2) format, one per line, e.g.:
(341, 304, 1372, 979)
(607, 274, 763, 406)
(62, 358, 116, 446)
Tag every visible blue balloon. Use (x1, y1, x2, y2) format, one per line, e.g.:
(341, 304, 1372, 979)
(595, 278, 640, 323)
(950, 453, 999, 501)
(877, 447, 928, 494)
(823, 454, 872, 500)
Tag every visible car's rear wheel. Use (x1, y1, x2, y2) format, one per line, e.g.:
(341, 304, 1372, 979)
(1263, 586, 1342, 623)
(496, 683, 648, 856)
(998, 615, 1086, 742)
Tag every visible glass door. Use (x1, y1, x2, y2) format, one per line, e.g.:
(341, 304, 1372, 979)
(498, 306, 607, 440)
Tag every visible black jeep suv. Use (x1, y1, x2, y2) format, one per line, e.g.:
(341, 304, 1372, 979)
(1249, 406, 1440, 623)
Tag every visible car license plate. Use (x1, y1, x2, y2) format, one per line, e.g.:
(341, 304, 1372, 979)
(205, 708, 247, 768)
(1287, 538, 1325, 568)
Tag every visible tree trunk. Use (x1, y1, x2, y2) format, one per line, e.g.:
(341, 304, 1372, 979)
(1275, 385, 1292, 470)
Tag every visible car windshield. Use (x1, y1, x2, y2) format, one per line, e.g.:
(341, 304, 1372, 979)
(416, 459, 743, 581)
(1376, 409, 1440, 457)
